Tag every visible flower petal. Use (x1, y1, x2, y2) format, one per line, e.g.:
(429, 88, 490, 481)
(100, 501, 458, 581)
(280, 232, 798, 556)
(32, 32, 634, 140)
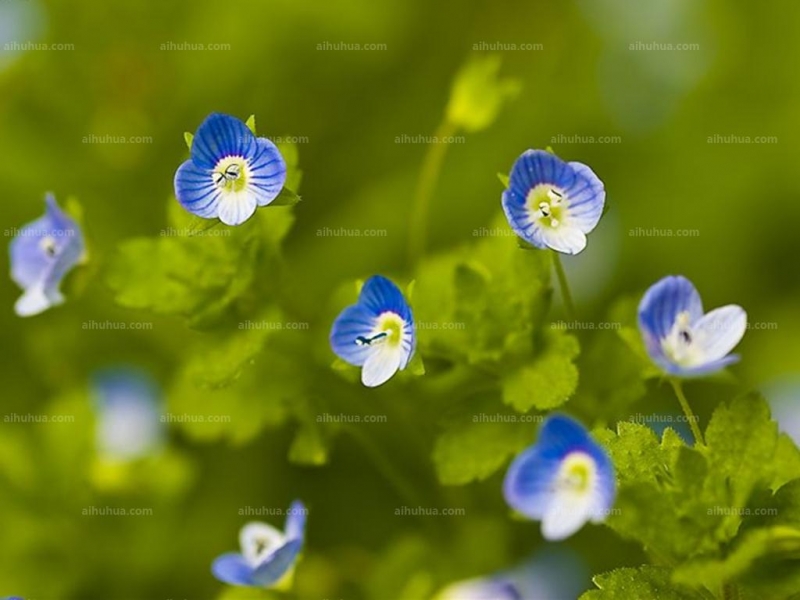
(248, 138, 287, 206)
(564, 161, 605, 233)
(240, 522, 285, 566)
(251, 539, 303, 587)
(191, 113, 257, 169)
(508, 149, 573, 196)
(285, 500, 306, 541)
(638, 275, 704, 343)
(501, 189, 548, 250)
(361, 344, 403, 387)
(358, 275, 413, 321)
(217, 193, 258, 226)
(692, 305, 747, 363)
(539, 226, 587, 255)
(330, 304, 377, 366)
(212, 552, 256, 586)
(665, 354, 741, 377)
(174, 159, 221, 219)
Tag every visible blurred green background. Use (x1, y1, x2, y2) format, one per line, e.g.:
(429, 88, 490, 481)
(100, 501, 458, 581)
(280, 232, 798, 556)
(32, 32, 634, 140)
(1, 0, 799, 598)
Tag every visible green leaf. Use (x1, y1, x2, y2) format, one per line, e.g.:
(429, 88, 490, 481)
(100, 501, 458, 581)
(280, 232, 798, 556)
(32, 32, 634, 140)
(501, 330, 579, 412)
(270, 186, 301, 206)
(245, 114, 257, 135)
(183, 131, 193, 150)
(581, 566, 704, 600)
(445, 54, 520, 132)
(432, 395, 535, 485)
(497, 172, 510, 188)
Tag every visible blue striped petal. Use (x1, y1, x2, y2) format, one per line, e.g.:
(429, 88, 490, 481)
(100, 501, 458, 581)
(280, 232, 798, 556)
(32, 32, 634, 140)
(285, 500, 307, 541)
(330, 304, 377, 366)
(248, 138, 287, 206)
(191, 113, 257, 169)
(564, 161, 605, 233)
(501, 189, 548, 250)
(638, 275, 704, 360)
(212, 552, 257, 586)
(508, 150, 574, 197)
(359, 275, 413, 321)
(174, 159, 221, 219)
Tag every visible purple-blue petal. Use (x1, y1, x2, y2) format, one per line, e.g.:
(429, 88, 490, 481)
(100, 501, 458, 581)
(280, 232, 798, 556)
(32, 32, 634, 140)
(508, 150, 575, 196)
(251, 539, 303, 587)
(248, 138, 287, 206)
(212, 552, 257, 586)
(285, 500, 306, 541)
(190, 113, 257, 169)
(638, 276, 704, 343)
(358, 275, 413, 322)
(174, 160, 221, 219)
(330, 304, 376, 366)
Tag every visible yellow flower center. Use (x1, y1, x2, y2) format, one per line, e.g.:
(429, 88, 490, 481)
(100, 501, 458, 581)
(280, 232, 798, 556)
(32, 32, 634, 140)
(526, 184, 566, 228)
(213, 156, 249, 193)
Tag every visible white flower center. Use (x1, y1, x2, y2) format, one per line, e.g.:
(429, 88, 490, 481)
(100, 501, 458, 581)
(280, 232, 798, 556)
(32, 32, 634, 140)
(355, 312, 405, 350)
(661, 311, 705, 366)
(39, 235, 58, 257)
(527, 185, 566, 229)
(213, 156, 249, 193)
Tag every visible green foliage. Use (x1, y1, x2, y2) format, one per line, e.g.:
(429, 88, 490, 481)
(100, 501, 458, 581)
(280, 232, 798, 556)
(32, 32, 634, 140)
(445, 54, 520, 132)
(581, 566, 704, 600)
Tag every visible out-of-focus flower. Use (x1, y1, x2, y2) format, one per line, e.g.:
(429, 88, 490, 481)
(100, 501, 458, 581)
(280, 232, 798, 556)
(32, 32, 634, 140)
(9, 194, 85, 317)
(212, 500, 306, 588)
(503, 414, 616, 541)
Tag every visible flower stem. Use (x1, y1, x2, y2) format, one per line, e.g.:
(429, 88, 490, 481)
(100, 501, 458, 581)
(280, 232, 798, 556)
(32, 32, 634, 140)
(407, 119, 459, 266)
(669, 379, 704, 446)
(551, 251, 577, 321)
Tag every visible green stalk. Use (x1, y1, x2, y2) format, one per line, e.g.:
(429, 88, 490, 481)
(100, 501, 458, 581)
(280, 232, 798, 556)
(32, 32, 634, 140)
(551, 251, 577, 321)
(669, 379, 704, 446)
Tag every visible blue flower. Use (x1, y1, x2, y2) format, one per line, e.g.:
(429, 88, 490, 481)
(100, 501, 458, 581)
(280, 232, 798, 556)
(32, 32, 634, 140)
(174, 113, 287, 226)
(212, 500, 306, 588)
(503, 414, 616, 541)
(502, 149, 605, 255)
(92, 368, 164, 462)
(329, 275, 416, 387)
(9, 193, 86, 317)
(638, 275, 747, 377)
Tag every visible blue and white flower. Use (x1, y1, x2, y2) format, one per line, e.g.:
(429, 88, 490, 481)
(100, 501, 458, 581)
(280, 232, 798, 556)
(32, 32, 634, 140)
(212, 500, 306, 588)
(330, 275, 416, 388)
(9, 193, 85, 317)
(503, 414, 616, 541)
(93, 369, 164, 462)
(638, 275, 747, 377)
(502, 149, 605, 255)
(174, 113, 287, 226)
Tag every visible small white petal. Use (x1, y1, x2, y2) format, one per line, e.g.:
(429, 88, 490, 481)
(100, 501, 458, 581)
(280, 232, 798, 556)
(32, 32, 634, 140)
(540, 226, 587, 255)
(15, 285, 62, 317)
(361, 345, 403, 387)
(692, 305, 747, 363)
(540, 489, 595, 541)
(217, 193, 258, 226)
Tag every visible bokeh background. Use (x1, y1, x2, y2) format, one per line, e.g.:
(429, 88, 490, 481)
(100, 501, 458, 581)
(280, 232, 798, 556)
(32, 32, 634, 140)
(1, 0, 799, 598)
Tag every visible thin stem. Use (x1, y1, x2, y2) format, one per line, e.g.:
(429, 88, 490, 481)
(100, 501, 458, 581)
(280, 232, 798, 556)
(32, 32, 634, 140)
(407, 119, 459, 266)
(551, 251, 577, 321)
(669, 379, 704, 446)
